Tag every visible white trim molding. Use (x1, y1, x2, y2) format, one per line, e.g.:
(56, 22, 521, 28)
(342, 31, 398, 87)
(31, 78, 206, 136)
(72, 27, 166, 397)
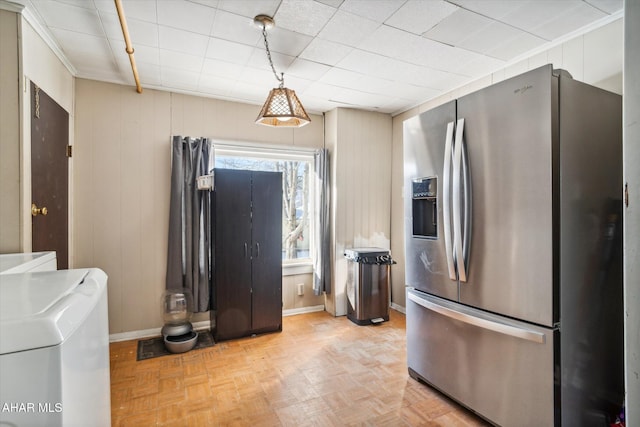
(282, 305, 325, 317)
(110, 307, 327, 342)
(391, 303, 406, 314)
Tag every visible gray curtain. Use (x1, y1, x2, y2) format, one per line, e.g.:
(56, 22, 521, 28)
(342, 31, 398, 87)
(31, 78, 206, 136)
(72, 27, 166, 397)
(313, 148, 331, 295)
(166, 136, 212, 312)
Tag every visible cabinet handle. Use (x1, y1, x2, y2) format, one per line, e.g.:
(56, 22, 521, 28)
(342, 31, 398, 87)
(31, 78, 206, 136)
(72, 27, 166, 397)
(256, 242, 260, 258)
(244, 243, 248, 258)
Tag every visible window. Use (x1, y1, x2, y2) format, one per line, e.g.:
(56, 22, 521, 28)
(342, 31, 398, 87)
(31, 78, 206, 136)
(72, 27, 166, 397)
(212, 144, 315, 267)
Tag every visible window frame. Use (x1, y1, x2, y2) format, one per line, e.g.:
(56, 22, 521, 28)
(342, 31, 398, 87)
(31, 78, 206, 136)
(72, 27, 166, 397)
(211, 141, 316, 276)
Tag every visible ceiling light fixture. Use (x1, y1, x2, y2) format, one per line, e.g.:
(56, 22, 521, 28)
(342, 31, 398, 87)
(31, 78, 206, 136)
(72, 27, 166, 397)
(254, 15, 311, 128)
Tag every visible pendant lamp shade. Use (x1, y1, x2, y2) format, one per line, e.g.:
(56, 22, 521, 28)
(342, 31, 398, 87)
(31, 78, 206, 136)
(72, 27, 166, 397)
(255, 87, 311, 127)
(253, 15, 311, 128)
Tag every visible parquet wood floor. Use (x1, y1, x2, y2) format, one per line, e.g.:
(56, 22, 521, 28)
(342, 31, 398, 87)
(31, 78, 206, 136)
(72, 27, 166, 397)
(110, 309, 490, 426)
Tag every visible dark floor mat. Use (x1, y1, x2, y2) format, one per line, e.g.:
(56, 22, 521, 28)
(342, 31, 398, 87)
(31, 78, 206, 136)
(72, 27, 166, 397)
(136, 330, 215, 361)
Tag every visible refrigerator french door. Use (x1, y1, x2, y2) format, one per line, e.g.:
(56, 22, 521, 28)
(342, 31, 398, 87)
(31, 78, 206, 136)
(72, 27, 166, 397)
(404, 64, 623, 426)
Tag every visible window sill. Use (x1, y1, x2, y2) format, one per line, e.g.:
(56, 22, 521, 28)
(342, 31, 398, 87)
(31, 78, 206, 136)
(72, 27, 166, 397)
(282, 262, 313, 276)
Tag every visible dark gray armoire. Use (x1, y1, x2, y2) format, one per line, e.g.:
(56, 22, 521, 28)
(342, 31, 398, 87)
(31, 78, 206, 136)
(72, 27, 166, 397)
(211, 168, 282, 341)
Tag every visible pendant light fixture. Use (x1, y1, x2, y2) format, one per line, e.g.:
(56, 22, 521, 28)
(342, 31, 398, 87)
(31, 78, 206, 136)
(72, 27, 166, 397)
(254, 15, 311, 128)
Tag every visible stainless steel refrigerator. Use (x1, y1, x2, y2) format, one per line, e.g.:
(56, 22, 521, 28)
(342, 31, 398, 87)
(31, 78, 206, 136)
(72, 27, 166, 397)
(404, 64, 623, 426)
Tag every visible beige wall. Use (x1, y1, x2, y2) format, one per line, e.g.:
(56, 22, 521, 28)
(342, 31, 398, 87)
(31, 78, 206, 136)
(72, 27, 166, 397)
(0, 8, 75, 254)
(325, 108, 393, 316)
(0, 9, 21, 252)
(74, 79, 324, 334)
(390, 18, 623, 309)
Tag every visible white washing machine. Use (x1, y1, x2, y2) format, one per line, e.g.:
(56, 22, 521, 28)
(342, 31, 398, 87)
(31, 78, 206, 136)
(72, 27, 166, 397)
(0, 268, 111, 426)
(0, 251, 57, 274)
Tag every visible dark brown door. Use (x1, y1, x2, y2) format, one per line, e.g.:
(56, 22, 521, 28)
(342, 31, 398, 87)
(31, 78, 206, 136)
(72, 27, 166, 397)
(213, 169, 253, 340)
(31, 82, 69, 269)
(250, 170, 282, 332)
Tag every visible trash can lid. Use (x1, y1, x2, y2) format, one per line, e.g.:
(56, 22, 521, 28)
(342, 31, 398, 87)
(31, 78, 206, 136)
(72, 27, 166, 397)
(344, 247, 390, 258)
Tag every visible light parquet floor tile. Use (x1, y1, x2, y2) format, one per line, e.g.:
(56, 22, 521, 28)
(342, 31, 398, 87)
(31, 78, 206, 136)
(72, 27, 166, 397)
(110, 310, 490, 426)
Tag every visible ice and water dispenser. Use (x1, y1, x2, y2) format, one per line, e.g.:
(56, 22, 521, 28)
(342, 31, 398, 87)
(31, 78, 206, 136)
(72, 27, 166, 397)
(412, 177, 437, 238)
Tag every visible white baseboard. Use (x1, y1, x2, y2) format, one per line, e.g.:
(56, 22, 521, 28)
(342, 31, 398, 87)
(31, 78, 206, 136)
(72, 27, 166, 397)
(109, 320, 212, 343)
(109, 307, 326, 342)
(390, 302, 406, 314)
(283, 305, 325, 317)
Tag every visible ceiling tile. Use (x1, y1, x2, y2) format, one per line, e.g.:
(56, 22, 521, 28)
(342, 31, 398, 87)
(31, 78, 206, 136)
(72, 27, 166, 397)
(205, 37, 255, 64)
(98, 11, 124, 41)
(32, 1, 104, 36)
(528, 2, 607, 40)
(232, 80, 268, 103)
(159, 49, 204, 72)
(319, 68, 367, 88)
(317, 0, 345, 7)
(100, 12, 160, 49)
(317, 10, 380, 47)
(299, 38, 353, 66)
(304, 81, 347, 99)
(424, 9, 493, 46)
(127, 19, 160, 48)
(285, 58, 331, 80)
(238, 67, 278, 89)
(448, 0, 523, 21)
(157, 0, 217, 35)
(259, 27, 313, 57)
(20, 0, 623, 116)
(337, 49, 400, 80)
(330, 87, 391, 110)
(274, 0, 337, 36)
(339, 0, 405, 23)
(584, 0, 623, 14)
(485, 31, 546, 61)
(50, 27, 112, 59)
(211, 10, 261, 45)
(159, 26, 209, 56)
(161, 67, 200, 90)
(201, 58, 245, 78)
(127, 45, 160, 66)
(94, 0, 157, 22)
(245, 47, 295, 73)
(136, 63, 162, 86)
(198, 73, 234, 96)
(385, 0, 458, 34)
(217, 0, 279, 18)
(376, 81, 441, 101)
(452, 54, 505, 77)
(358, 24, 418, 59)
(455, 19, 545, 60)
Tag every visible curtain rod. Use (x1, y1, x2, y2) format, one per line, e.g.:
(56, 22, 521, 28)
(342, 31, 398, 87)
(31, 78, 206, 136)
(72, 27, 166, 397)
(114, 0, 142, 93)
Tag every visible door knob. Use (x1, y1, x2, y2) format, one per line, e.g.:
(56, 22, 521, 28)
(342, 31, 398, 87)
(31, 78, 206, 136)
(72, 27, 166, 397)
(31, 203, 48, 217)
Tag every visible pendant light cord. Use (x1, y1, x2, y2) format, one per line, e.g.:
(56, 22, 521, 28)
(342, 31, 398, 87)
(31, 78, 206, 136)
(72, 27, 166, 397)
(261, 24, 285, 88)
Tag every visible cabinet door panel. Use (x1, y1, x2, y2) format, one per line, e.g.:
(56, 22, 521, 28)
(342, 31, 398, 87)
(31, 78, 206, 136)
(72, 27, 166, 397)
(251, 171, 283, 331)
(213, 169, 252, 340)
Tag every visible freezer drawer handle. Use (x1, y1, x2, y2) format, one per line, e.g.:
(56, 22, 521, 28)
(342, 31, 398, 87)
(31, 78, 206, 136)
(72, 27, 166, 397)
(408, 292, 546, 344)
(442, 121, 456, 281)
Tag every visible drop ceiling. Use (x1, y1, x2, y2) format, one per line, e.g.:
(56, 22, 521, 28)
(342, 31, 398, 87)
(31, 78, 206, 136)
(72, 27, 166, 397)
(12, 0, 623, 115)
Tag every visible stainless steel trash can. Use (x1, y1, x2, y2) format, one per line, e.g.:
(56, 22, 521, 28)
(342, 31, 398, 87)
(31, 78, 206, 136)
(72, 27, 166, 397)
(344, 247, 394, 325)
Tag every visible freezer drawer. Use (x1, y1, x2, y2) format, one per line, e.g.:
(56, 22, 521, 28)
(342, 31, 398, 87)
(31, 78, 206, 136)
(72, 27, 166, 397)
(407, 289, 557, 426)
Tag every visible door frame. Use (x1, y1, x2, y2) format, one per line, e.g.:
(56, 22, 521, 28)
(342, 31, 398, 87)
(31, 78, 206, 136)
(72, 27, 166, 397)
(20, 79, 73, 266)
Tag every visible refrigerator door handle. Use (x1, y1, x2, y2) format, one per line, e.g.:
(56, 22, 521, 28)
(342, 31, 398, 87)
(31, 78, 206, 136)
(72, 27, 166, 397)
(408, 292, 546, 344)
(461, 119, 472, 281)
(453, 118, 469, 282)
(442, 121, 457, 281)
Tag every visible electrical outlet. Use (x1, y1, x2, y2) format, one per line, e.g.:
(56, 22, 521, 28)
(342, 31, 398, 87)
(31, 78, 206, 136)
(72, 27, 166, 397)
(297, 283, 304, 296)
